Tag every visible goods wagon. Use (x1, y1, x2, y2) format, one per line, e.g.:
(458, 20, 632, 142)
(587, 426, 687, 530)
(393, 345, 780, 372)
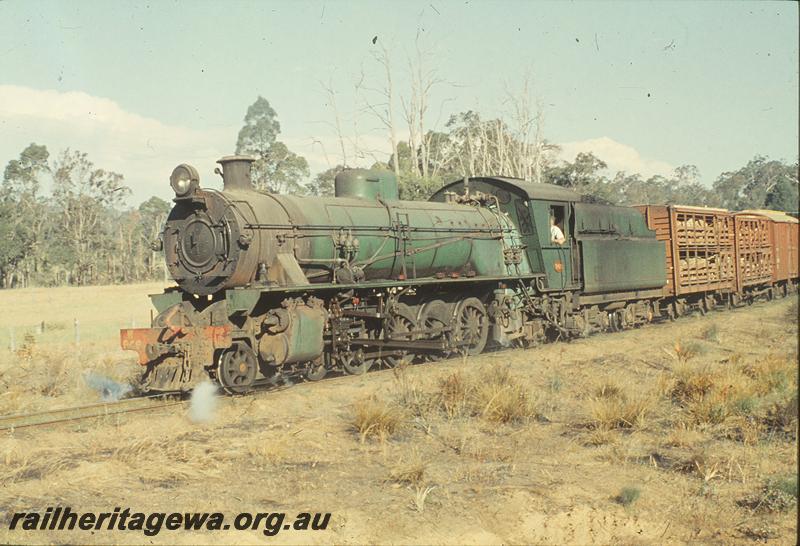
(741, 210, 799, 295)
(635, 205, 735, 313)
(733, 213, 774, 295)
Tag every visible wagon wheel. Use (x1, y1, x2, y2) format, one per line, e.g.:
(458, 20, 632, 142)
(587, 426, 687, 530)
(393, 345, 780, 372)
(625, 304, 639, 327)
(451, 298, 489, 356)
(572, 308, 591, 338)
(217, 342, 258, 395)
(645, 302, 655, 323)
(417, 300, 452, 361)
(615, 309, 629, 330)
(380, 302, 418, 368)
(599, 311, 612, 331)
(607, 311, 619, 332)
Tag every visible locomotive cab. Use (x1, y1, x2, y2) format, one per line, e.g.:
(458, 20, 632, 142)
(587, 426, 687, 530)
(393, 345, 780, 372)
(430, 177, 582, 291)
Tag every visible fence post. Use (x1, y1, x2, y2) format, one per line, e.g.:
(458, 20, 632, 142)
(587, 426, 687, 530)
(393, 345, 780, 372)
(74, 318, 80, 346)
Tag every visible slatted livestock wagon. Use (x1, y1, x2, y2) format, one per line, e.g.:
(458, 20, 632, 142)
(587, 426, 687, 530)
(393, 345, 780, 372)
(740, 210, 799, 297)
(635, 205, 735, 315)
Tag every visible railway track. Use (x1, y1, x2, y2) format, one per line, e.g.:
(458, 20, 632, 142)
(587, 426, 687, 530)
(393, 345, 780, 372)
(0, 394, 184, 431)
(0, 377, 296, 431)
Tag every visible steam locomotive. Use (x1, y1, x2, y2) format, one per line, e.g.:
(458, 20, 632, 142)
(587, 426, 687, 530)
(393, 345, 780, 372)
(120, 156, 799, 393)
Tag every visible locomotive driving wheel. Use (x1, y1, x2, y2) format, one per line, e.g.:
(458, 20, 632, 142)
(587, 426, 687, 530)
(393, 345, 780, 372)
(417, 299, 452, 361)
(452, 297, 489, 356)
(381, 302, 418, 368)
(217, 342, 258, 394)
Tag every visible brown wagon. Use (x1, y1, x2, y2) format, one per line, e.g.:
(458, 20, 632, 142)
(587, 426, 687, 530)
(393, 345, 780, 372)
(740, 209, 799, 296)
(733, 212, 774, 298)
(635, 205, 735, 309)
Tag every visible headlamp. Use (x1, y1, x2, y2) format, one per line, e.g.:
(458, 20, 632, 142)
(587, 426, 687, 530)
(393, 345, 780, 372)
(170, 164, 199, 196)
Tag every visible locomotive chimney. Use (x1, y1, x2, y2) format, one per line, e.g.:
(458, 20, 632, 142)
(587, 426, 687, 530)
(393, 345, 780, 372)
(216, 155, 256, 191)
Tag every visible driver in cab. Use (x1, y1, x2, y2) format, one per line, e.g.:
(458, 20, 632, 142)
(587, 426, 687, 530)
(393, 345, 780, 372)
(550, 215, 566, 245)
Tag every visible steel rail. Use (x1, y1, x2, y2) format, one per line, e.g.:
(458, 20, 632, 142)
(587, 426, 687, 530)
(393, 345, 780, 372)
(0, 377, 299, 432)
(0, 394, 184, 431)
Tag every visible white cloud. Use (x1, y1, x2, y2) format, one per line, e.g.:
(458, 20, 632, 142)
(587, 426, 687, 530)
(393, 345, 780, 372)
(0, 85, 235, 204)
(557, 136, 675, 178)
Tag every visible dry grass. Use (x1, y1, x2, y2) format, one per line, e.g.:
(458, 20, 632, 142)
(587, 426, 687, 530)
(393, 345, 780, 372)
(586, 379, 655, 430)
(672, 340, 705, 362)
(739, 475, 798, 513)
(615, 486, 641, 506)
(352, 396, 408, 442)
(432, 366, 539, 424)
(786, 297, 798, 321)
(0, 283, 164, 416)
(472, 367, 539, 424)
(700, 324, 720, 343)
(659, 353, 799, 443)
(664, 422, 707, 449)
(388, 452, 427, 486)
(436, 369, 472, 419)
(411, 485, 436, 513)
(247, 435, 291, 467)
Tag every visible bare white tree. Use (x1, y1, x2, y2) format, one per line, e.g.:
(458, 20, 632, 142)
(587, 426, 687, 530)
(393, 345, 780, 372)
(321, 77, 349, 167)
(362, 45, 401, 176)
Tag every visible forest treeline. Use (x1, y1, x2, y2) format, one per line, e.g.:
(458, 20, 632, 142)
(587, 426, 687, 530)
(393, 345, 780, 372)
(1, 95, 797, 289)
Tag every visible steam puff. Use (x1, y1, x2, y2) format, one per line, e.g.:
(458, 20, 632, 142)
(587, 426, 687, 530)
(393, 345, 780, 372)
(84, 372, 133, 402)
(189, 381, 218, 423)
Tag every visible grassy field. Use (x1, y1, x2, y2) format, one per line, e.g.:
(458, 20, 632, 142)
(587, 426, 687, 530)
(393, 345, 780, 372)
(0, 283, 167, 413)
(0, 284, 797, 544)
(0, 282, 167, 351)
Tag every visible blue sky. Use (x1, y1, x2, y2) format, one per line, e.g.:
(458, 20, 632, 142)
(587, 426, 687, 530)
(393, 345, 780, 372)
(1, 0, 797, 204)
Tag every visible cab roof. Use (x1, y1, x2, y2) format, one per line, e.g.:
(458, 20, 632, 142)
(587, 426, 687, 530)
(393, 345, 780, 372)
(431, 176, 581, 202)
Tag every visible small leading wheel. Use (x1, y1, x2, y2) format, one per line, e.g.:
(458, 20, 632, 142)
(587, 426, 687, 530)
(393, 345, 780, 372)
(341, 349, 372, 375)
(217, 342, 258, 394)
(451, 297, 489, 356)
(305, 357, 327, 381)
